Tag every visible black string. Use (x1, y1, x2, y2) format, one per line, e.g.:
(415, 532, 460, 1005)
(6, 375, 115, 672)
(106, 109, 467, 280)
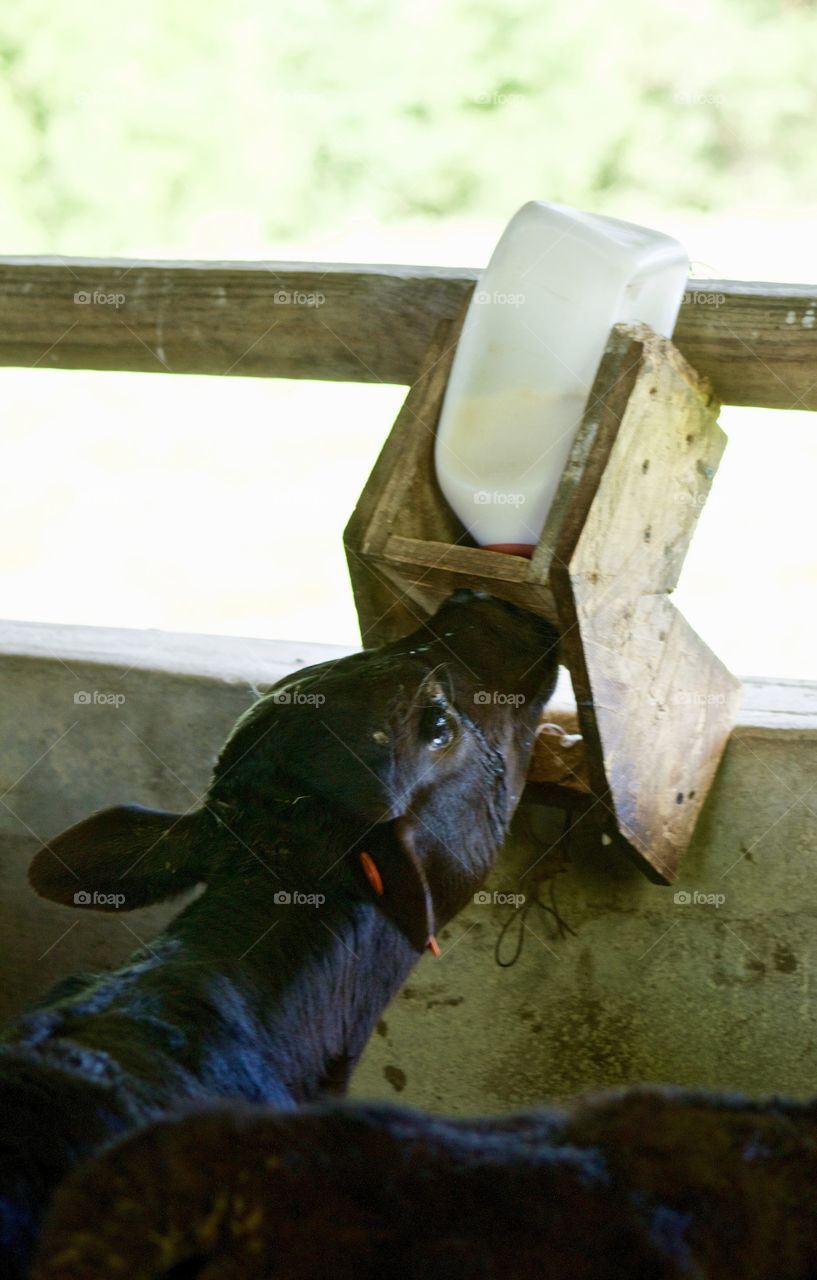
(494, 809, 576, 968)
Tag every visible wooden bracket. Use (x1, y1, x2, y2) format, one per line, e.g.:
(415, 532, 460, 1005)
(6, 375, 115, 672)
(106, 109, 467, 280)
(344, 315, 740, 882)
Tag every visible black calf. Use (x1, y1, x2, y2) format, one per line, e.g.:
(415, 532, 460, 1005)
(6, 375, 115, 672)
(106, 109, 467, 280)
(0, 590, 559, 1278)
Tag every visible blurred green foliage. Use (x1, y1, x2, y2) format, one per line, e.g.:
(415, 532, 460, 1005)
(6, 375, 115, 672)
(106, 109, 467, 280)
(1, 0, 816, 256)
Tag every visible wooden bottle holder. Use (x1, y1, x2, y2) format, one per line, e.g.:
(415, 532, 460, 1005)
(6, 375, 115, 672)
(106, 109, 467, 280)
(344, 310, 741, 883)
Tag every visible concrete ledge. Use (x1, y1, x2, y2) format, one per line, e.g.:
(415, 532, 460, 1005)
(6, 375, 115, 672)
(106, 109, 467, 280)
(0, 617, 353, 686)
(1, 618, 815, 731)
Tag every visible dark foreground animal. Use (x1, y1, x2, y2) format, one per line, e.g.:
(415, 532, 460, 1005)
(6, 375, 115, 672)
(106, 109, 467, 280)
(32, 1087, 817, 1280)
(0, 590, 559, 1279)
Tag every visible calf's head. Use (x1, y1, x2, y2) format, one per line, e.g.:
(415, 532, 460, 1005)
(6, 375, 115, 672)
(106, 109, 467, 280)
(30, 591, 559, 953)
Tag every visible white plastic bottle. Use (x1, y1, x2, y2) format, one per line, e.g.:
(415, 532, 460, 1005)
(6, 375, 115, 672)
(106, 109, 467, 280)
(434, 202, 689, 556)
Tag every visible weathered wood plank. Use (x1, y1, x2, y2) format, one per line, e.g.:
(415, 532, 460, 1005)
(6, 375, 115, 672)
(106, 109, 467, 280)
(2, 258, 817, 408)
(550, 324, 742, 883)
(672, 279, 817, 411)
(344, 314, 472, 645)
(0, 258, 474, 384)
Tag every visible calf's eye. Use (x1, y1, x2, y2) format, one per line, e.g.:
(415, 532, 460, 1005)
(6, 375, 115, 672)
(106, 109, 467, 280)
(421, 705, 457, 750)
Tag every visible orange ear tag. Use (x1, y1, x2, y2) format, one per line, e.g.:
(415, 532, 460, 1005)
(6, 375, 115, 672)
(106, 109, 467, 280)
(359, 851, 384, 897)
(427, 935, 441, 958)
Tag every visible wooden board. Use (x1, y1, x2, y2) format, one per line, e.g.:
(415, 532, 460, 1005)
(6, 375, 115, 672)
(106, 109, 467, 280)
(2, 256, 817, 408)
(550, 324, 742, 882)
(672, 280, 817, 411)
(0, 258, 471, 384)
(345, 311, 474, 645)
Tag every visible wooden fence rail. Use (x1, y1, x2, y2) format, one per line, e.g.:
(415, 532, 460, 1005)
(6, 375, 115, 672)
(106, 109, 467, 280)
(1, 257, 816, 410)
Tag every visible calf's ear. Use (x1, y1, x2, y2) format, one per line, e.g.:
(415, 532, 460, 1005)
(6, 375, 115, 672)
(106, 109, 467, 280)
(356, 817, 437, 954)
(29, 804, 205, 911)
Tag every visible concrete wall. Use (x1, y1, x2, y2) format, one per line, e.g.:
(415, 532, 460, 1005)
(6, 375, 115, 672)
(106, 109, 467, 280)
(1, 620, 815, 1115)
